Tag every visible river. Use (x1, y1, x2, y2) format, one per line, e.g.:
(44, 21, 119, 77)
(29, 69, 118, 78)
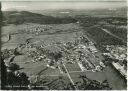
(103, 64, 127, 90)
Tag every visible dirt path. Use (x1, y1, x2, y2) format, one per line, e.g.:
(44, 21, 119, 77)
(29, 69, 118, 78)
(62, 63, 78, 90)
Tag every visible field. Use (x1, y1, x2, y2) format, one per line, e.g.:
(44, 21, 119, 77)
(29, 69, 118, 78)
(65, 62, 81, 72)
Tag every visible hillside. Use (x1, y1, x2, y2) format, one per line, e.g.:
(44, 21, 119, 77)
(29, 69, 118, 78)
(2, 11, 77, 25)
(76, 16, 127, 52)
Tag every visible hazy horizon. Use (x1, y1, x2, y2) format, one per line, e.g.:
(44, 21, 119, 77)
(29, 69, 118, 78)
(2, 1, 126, 11)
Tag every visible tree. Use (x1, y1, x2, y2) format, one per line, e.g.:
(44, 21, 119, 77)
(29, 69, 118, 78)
(78, 75, 112, 90)
(7, 63, 20, 72)
(18, 72, 30, 85)
(5, 60, 30, 89)
(1, 57, 7, 89)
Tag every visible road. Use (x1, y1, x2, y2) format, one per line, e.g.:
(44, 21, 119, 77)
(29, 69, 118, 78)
(100, 28, 126, 43)
(62, 63, 78, 90)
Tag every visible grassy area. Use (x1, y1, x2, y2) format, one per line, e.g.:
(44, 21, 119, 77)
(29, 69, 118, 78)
(65, 62, 81, 72)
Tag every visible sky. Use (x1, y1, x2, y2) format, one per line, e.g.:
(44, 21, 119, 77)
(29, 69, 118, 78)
(1, 1, 126, 11)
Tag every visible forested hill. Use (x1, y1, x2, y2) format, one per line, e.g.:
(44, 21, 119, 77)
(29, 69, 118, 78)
(2, 11, 77, 25)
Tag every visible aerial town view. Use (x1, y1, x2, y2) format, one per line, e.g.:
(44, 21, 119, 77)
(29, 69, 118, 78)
(0, 1, 127, 90)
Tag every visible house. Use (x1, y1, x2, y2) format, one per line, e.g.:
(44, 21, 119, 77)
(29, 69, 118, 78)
(112, 61, 127, 79)
(89, 45, 97, 53)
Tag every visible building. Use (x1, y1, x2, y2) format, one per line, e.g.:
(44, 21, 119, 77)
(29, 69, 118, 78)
(112, 61, 127, 79)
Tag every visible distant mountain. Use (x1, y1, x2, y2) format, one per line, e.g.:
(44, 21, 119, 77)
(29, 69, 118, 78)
(2, 11, 77, 25)
(30, 7, 127, 18)
(84, 7, 127, 17)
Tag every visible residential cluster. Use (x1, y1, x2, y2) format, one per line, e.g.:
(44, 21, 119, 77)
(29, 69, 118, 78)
(19, 24, 52, 35)
(23, 35, 104, 73)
